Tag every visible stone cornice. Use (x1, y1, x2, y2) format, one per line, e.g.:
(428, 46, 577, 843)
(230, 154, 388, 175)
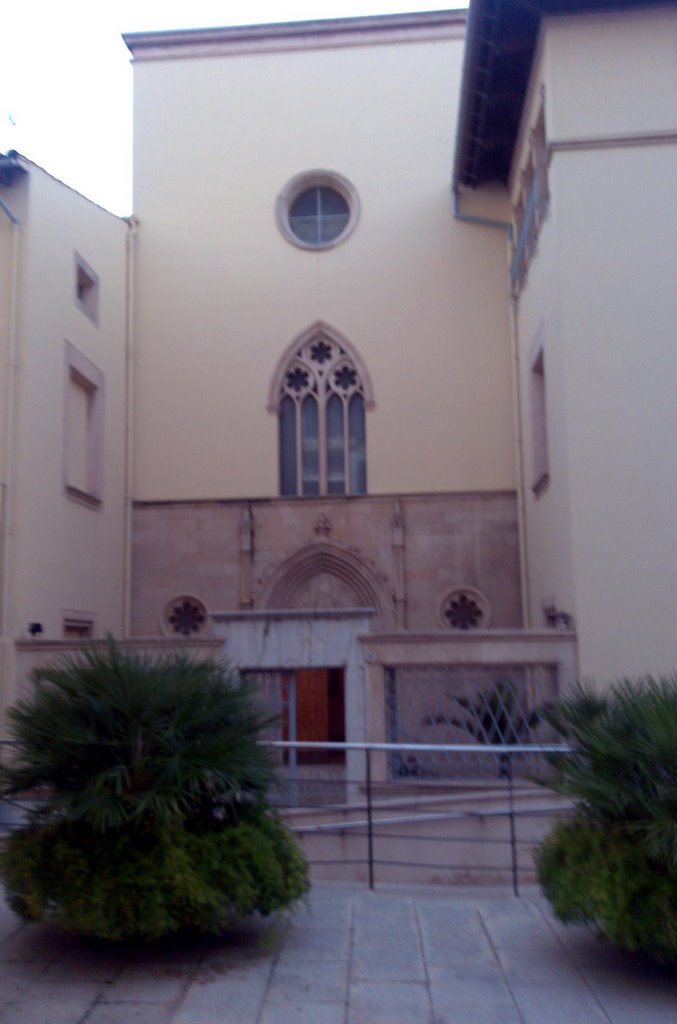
(124, 10, 466, 62)
(361, 628, 576, 645)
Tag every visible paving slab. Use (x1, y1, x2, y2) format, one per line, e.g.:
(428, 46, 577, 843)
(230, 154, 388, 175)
(266, 957, 349, 1005)
(432, 1001, 523, 1024)
(0, 962, 45, 1014)
(0, 981, 101, 1024)
(85, 1004, 174, 1024)
(0, 883, 674, 1024)
(259, 1001, 346, 1024)
(351, 895, 426, 982)
(0, 904, 21, 947)
(348, 979, 431, 1024)
(101, 962, 189, 1004)
(172, 978, 265, 1024)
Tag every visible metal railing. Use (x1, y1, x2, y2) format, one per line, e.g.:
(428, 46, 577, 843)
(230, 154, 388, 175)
(0, 738, 572, 897)
(263, 740, 571, 896)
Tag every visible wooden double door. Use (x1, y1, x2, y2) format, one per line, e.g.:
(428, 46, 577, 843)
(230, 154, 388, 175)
(283, 667, 345, 763)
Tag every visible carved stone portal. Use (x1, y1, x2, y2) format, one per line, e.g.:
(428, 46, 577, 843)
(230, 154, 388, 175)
(287, 571, 359, 611)
(260, 541, 392, 629)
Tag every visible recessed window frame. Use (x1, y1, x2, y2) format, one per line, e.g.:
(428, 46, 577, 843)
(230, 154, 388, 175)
(276, 170, 360, 251)
(63, 341, 104, 509)
(62, 611, 95, 639)
(530, 345, 550, 496)
(74, 252, 99, 325)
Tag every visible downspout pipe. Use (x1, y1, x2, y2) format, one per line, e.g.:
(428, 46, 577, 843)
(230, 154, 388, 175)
(122, 217, 138, 637)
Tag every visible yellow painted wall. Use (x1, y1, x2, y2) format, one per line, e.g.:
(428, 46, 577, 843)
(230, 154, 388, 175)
(0, 179, 29, 531)
(514, 8, 677, 682)
(6, 163, 128, 644)
(0, 215, 15, 501)
(131, 27, 515, 500)
(545, 8, 677, 139)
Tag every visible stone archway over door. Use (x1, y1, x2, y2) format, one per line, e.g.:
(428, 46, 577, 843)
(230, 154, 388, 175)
(259, 540, 393, 630)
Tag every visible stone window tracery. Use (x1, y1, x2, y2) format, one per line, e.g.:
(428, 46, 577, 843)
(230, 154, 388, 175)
(439, 587, 491, 631)
(278, 330, 367, 497)
(162, 595, 209, 637)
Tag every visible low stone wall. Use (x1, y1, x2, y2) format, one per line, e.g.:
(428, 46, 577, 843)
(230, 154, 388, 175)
(3, 636, 223, 740)
(284, 784, 571, 887)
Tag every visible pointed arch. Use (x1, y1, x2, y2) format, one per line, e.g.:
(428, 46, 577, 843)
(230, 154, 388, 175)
(260, 540, 393, 629)
(269, 322, 374, 496)
(267, 321, 375, 413)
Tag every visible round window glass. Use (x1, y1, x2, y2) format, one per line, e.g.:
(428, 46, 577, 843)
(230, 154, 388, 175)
(288, 185, 350, 246)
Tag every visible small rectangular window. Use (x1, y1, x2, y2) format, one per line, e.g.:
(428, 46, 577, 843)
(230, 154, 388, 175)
(63, 614, 95, 639)
(66, 374, 91, 494)
(75, 253, 99, 325)
(64, 341, 104, 508)
(530, 348, 549, 495)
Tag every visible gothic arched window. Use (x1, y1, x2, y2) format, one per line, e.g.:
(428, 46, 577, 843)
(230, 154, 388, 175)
(271, 326, 372, 497)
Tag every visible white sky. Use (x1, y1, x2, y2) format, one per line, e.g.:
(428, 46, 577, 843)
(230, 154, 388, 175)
(1, 2, 460, 216)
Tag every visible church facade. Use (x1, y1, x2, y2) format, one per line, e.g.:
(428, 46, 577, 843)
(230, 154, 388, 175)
(1, 1, 675, 759)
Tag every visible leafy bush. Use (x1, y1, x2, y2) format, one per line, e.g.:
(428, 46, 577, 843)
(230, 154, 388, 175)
(2, 815, 308, 941)
(536, 676, 677, 961)
(538, 819, 677, 963)
(0, 642, 308, 939)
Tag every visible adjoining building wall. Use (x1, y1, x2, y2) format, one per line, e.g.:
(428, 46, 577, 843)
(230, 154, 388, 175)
(0, 160, 128, 673)
(511, 35, 576, 636)
(544, 8, 677, 140)
(129, 14, 515, 502)
(513, 8, 677, 682)
(11, 163, 128, 646)
(0, 184, 25, 470)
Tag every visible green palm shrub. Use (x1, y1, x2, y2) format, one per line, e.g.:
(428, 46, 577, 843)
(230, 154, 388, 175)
(538, 819, 677, 964)
(0, 642, 308, 940)
(535, 676, 677, 962)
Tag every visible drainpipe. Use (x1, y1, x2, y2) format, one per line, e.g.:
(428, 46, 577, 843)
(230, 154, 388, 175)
(0, 195, 21, 727)
(451, 186, 531, 626)
(122, 217, 138, 636)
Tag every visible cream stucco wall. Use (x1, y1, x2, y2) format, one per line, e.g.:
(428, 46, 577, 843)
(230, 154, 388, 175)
(0, 193, 22, 507)
(513, 8, 677, 682)
(544, 8, 677, 140)
(1, 161, 128, 653)
(130, 20, 515, 501)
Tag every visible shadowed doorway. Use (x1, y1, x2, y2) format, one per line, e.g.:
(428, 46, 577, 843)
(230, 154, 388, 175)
(284, 668, 345, 764)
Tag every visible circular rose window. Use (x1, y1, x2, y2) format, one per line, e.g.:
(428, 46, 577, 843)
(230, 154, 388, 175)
(162, 595, 209, 637)
(439, 588, 491, 630)
(276, 171, 359, 250)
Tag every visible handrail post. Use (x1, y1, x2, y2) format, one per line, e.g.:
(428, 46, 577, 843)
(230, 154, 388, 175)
(504, 753, 519, 897)
(366, 747, 375, 890)
(287, 672, 297, 808)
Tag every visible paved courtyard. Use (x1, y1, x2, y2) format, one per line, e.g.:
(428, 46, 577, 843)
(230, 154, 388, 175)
(0, 883, 675, 1023)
